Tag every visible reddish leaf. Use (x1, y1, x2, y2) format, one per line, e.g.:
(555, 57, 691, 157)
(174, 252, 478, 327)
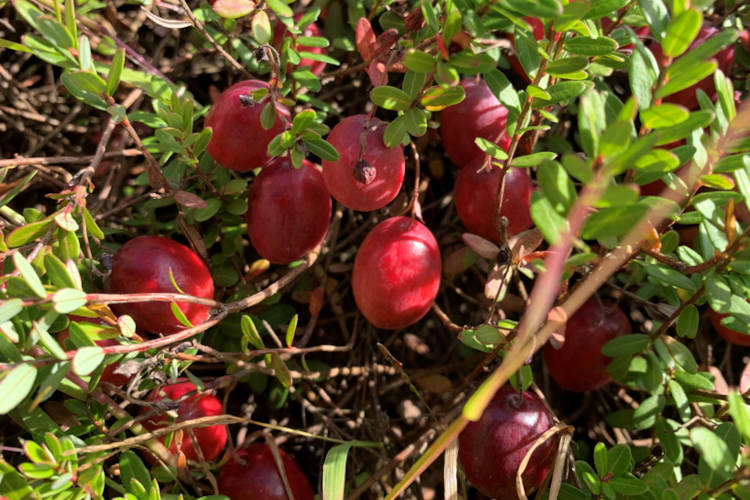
(374, 28, 399, 60)
(356, 18, 376, 63)
(366, 59, 387, 87)
(404, 7, 425, 32)
(437, 35, 449, 61)
(174, 190, 208, 209)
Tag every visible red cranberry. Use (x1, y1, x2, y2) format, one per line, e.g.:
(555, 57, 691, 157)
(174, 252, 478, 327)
(710, 308, 750, 346)
(109, 236, 214, 335)
(458, 384, 557, 500)
(544, 299, 631, 392)
(57, 317, 129, 386)
(205, 80, 290, 171)
(440, 79, 511, 169)
(322, 115, 405, 211)
(454, 163, 533, 240)
(649, 24, 734, 110)
(272, 16, 327, 76)
(140, 380, 227, 462)
(352, 216, 441, 329)
(246, 157, 332, 264)
(218, 444, 315, 500)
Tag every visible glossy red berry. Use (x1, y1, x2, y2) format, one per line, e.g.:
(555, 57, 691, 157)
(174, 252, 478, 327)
(205, 80, 290, 171)
(322, 114, 405, 211)
(544, 299, 631, 392)
(352, 216, 441, 329)
(709, 309, 750, 346)
(58, 317, 129, 386)
(140, 380, 227, 462)
(109, 236, 214, 335)
(273, 17, 327, 76)
(440, 79, 511, 169)
(454, 163, 533, 241)
(458, 384, 557, 500)
(649, 25, 734, 110)
(247, 157, 332, 264)
(218, 444, 315, 500)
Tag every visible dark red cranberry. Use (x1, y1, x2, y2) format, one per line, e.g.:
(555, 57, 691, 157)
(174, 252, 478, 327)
(458, 384, 558, 500)
(352, 216, 441, 329)
(218, 444, 315, 500)
(544, 299, 631, 392)
(454, 163, 533, 240)
(322, 115, 405, 211)
(440, 79, 510, 169)
(205, 80, 290, 171)
(140, 380, 227, 462)
(108, 236, 214, 335)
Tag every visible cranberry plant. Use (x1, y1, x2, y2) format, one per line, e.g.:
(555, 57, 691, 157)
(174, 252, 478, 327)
(1, 0, 750, 498)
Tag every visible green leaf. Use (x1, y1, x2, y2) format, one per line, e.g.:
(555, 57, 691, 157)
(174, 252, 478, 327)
(667, 29, 737, 80)
(251, 10, 271, 44)
(607, 444, 632, 475)
(602, 334, 650, 357)
(241, 315, 265, 350)
(13, 252, 46, 298)
(669, 379, 690, 422)
(37, 16, 75, 50)
(421, 0, 439, 33)
(420, 85, 465, 111)
(120, 451, 151, 495)
(384, 115, 408, 148)
(676, 304, 698, 339)
(0, 170, 37, 209)
(639, 0, 668, 41)
(403, 49, 436, 73)
(212, 0, 254, 18)
(82, 206, 104, 239)
(656, 110, 714, 146)
(644, 262, 697, 291)
(530, 191, 568, 245)
(633, 394, 665, 429)
(661, 9, 701, 57)
(578, 90, 606, 158)
(537, 160, 575, 214)
(582, 204, 649, 240)
(593, 442, 607, 476)
(0, 37, 34, 53)
(285, 314, 297, 347)
(565, 36, 617, 56)
(61, 71, 107, 110)
(7, 219, 54, 247)
(641, 103, 689, 129)
(527, 84, 550, 100)
(0, 364, 37, 415)
(576, 460, 601, 494)
(266, 0, 292, 18)
(302, 135, 340, 161)
(270, 353, 292, 388)
(402, 71, 426, 101)
(404, 108, 427, 137)
(0, 299, 24, 324)
(260, 101, 277, 130)
(474, 138, 508, 160)
(73, 346, 104, 376)
(545, 56, 589, 76)
(655, 61, 717, 100)
(170, 302, 193, 328)
(512, 152, 558, 168)
(105, 48, 124, 97)
(370, 86, 412, 111)
(609, 476, 649, 495)
(728, 391, 750, 444)
(52, 289, 87, 314)
(484, 69, 520, 112)
(692, 427, 736, 481)
(322, 443, 352, 500)
(629, 45, 657, 109)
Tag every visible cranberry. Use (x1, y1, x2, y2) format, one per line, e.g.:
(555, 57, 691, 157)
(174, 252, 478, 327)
(272, 16, 327, 76)
(57, 316, 129, 386)
(649, 24, 734, 110)
(108, 236, 214, 335)
(440, 79, 511, 169)
(454, 163, 533, 241)
(140, 380, 227, 462)
(246, 157, 332, 264)
(458, 384, 557, 500)
(322, 115, 405, 211)
(352, 216, 441, 329)
(709, 308, 750, 346)
(218, 444, 315, 500)
(205, 80, 290, 171)
(544, 299, 631, 392)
